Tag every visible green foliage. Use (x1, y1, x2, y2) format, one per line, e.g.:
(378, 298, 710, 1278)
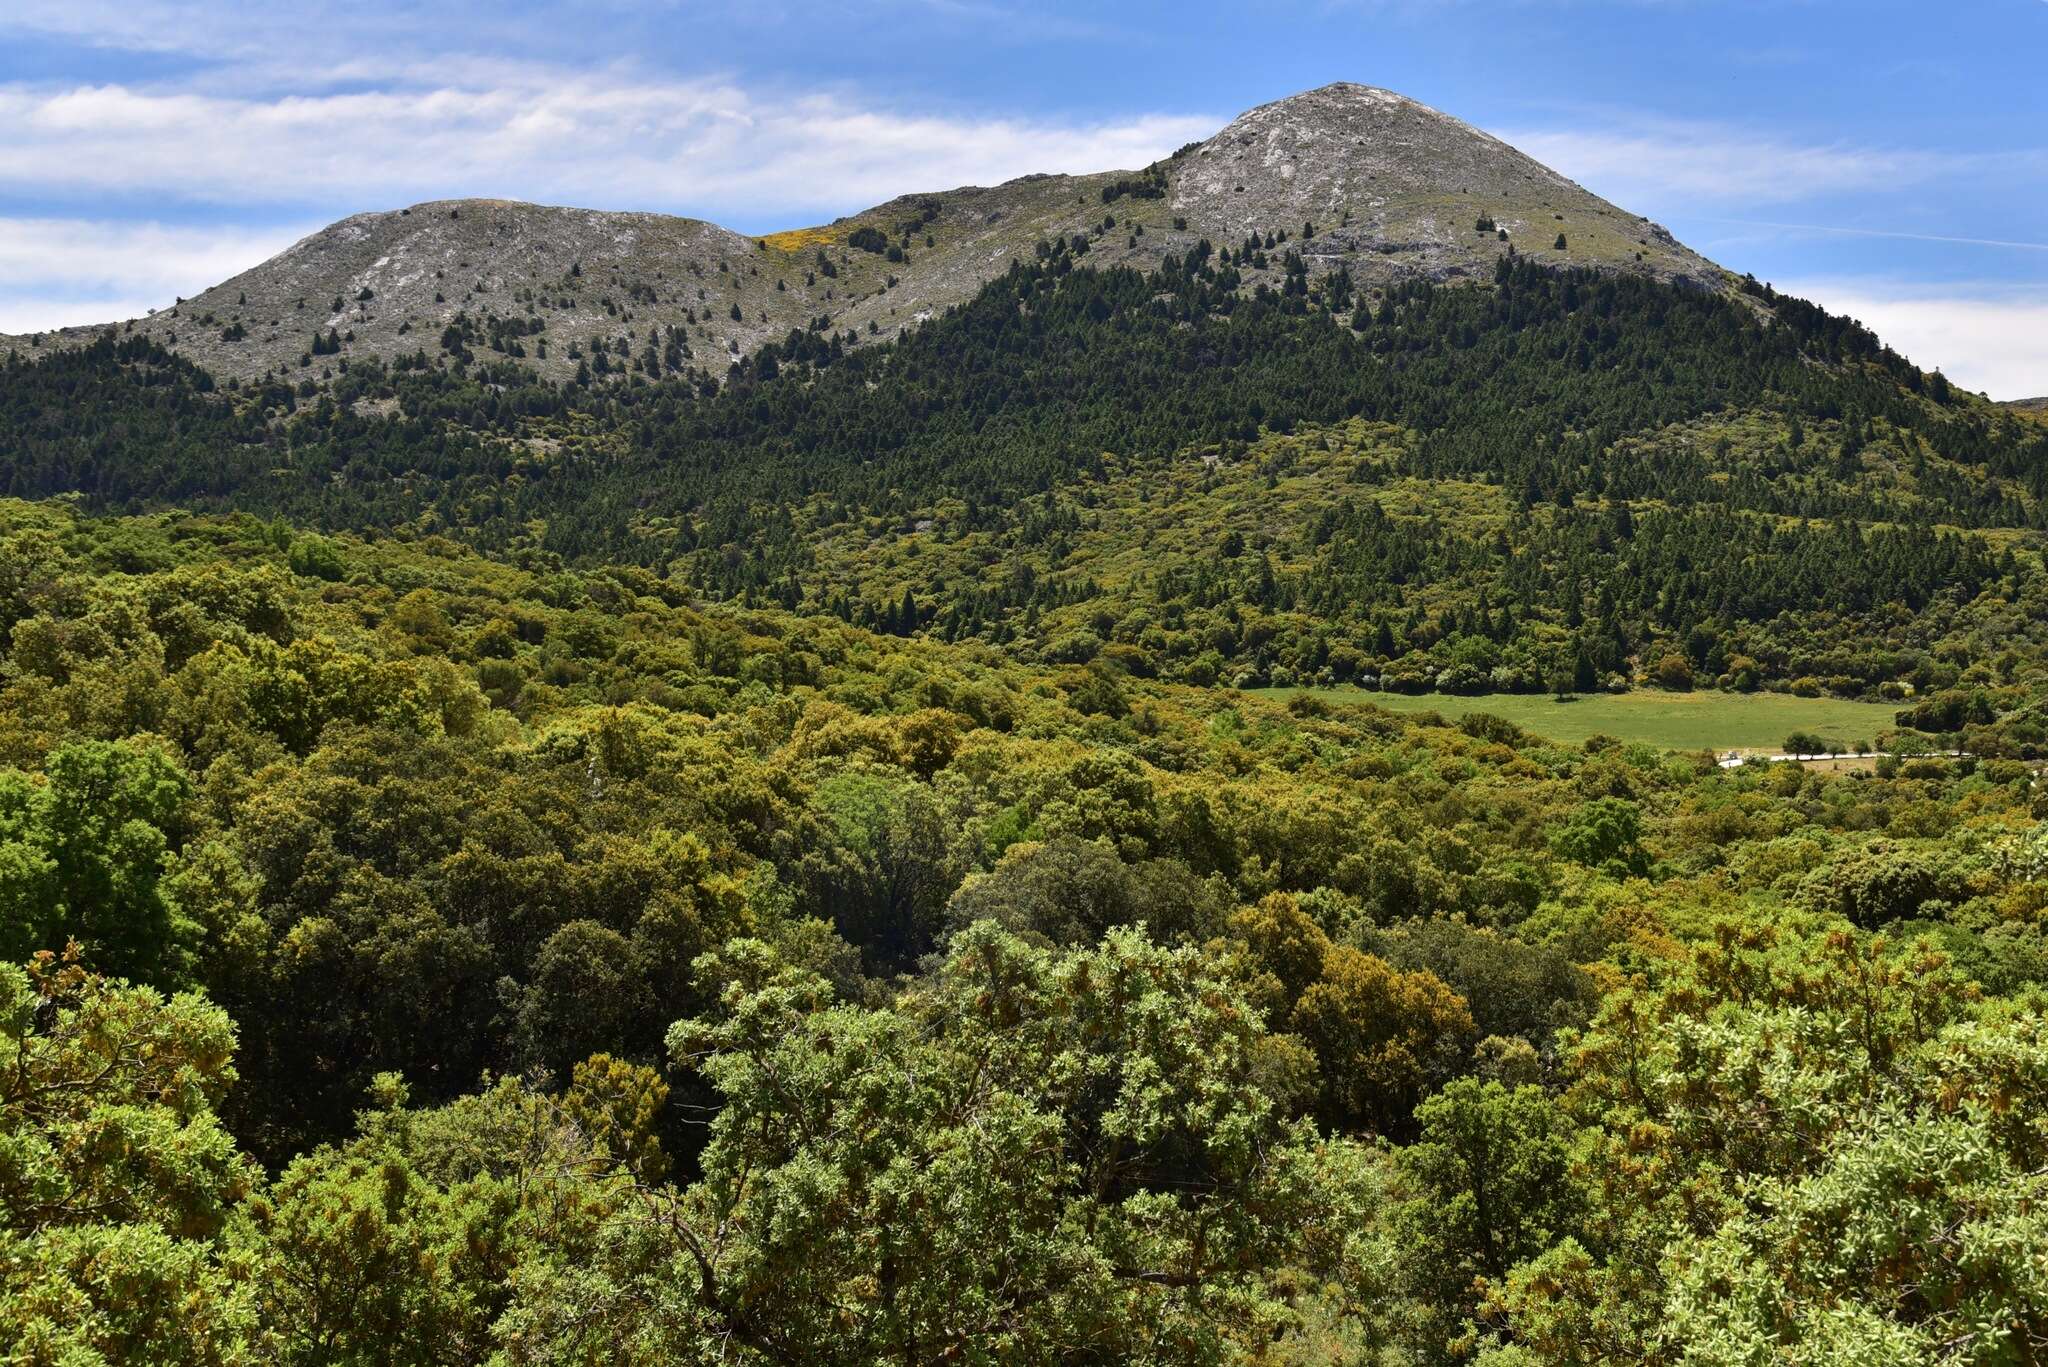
(0, 950, 262, 1363)
(1395, 1078, 1582, 1351)
(287, 533, 349, 582)
(1550, 797, 1649, 877)
(796, 767, 959, 970)
(1662, 1102, 2048, 1363)
(0, 739, 194, 983)
(1474, 927, 2048, 1364)
(1291, 943, 1475, 1136)
(946, 834, 1223, 947)
(1804, 840, 1975, 928)
(504, 924, 1351, 1364)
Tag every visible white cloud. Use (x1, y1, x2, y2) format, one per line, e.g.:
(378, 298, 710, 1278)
(0, 76, 1213, 221)
(0, 218, 313, 332)
(1777, 277, 2048, 401)
(0, 291, 174, 335)
(0, 73, 1213, 332)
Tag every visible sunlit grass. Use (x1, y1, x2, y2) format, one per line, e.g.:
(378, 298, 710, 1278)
(1255, 685, 1902, 753)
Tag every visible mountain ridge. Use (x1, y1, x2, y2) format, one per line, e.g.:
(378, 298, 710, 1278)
(0, 83, 1723, 383)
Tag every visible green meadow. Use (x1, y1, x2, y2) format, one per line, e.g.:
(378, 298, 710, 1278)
(1256, 686, 1903, 753)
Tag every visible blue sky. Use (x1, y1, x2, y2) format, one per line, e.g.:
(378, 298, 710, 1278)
(2, 0, 2044, 396)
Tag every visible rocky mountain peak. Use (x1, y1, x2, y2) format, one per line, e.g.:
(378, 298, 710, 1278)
(1168, 82, 1703, 286)
(2, 83, 1723, 383)
(1181, 82, 1575, 215)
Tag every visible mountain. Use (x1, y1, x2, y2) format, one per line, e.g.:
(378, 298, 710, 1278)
(0, 83, 1719, 383)
(10, 79, 2048, 1366)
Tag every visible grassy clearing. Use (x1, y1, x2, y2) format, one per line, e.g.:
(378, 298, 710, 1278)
(1254, 686, 1903, 753)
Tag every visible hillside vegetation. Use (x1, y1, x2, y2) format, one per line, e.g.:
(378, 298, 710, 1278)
(5, 497, 2048, 1363)
(6, 249, 2045, 717)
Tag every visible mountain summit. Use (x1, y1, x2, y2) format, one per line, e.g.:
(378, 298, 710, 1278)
(3, 83, 1721, 382)
(1173, 84, 1709, 282)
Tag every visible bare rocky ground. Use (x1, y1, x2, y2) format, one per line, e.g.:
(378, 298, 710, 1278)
(1, 84, 1725, 384)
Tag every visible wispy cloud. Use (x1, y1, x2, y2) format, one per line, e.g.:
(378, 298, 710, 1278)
(0, 0, 1131, 83)
(3, 0, 422, 77)
(0, 217, 313, 332)
(0, 67, 1213, 332)
(0, 75, 1212, 221)
(1, 0, 569, 67)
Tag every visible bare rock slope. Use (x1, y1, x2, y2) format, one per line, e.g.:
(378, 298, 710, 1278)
(1170, 84, 1712, 286)
(2, 84, 1724, 383)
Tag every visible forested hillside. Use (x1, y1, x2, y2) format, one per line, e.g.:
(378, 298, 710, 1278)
(5, 496, 2048, 1362)
(5, 250, 2047, 707)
